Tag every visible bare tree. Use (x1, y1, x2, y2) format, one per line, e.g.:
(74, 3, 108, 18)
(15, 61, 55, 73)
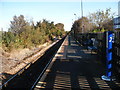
(89, 8, 114, 30)
(72, 17, 92, 34)
(9, 15, 28, 34)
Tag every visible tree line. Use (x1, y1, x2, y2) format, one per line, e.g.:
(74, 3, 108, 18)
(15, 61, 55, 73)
(1, 15, 66, 52)
(71, 8, 115, 35)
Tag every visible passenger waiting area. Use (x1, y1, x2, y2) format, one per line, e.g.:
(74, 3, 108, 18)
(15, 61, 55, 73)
(35, 35, 120, 89)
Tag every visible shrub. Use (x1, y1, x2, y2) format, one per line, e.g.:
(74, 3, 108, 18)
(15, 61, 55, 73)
(2, 15, 66, 52)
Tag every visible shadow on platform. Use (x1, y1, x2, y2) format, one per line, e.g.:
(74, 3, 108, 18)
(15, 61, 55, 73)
(37, 58, 120, 89)
(35, 36, 120, 89)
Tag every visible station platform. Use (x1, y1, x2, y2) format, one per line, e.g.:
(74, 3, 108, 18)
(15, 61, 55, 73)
(35, 35, 120, 89)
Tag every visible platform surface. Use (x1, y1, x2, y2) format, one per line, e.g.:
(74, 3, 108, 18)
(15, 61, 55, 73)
(35, 35, 120, 89)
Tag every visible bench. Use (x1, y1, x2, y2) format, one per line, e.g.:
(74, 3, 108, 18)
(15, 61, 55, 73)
(88, 46, 97, 54)
(86, 38, 98, 54)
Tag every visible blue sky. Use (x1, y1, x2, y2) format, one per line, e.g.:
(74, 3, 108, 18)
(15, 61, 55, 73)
(0, 0, 119, 31)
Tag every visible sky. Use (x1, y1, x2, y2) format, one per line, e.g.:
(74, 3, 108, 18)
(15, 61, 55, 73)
(0, 0, 119, 31)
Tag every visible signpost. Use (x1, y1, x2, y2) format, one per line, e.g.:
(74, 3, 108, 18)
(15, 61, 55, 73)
(101, 31, 115, 81)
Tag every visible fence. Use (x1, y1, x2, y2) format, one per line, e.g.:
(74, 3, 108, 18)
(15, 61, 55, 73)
(113, 31, 120, 81)
(72, 31, 120, 81)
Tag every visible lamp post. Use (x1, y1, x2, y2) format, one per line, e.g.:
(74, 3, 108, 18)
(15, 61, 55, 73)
(81, 0, 84, 33)
(74, 13, 77, 20)
(81, 0, 83, 18)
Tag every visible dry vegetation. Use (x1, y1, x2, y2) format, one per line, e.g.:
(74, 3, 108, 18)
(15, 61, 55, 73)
(0, 41, 56, 80)
(0, 15, 66, 81)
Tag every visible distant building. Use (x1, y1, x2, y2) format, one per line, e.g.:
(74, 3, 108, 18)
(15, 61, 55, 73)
(113, 1, 120, 30)
(114, 17, 120, 29)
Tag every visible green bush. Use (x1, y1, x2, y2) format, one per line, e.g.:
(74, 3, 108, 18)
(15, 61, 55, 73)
(2, 15, 66, 52)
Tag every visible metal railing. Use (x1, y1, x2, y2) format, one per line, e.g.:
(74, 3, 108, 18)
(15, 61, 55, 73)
(113, 31, 120, 81)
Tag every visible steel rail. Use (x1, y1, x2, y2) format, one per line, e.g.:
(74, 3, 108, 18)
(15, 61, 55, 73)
(0, 62, 31, 89)
(0, 40, 59, 89)
(30, 54, 55, 90)
(1, 36, 65, 89)
(30, 39, 64, 90)
(30, 38, 64, 89)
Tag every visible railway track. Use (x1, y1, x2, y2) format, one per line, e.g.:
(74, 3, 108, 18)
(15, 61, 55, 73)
(1, 36, 66, 89)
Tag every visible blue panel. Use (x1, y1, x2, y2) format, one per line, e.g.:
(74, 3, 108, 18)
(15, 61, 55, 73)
(106, 31, 113, 78)
(108, 72, 112, 77)
(108, 52, 112, 61)
(108, 64, 112, 69)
